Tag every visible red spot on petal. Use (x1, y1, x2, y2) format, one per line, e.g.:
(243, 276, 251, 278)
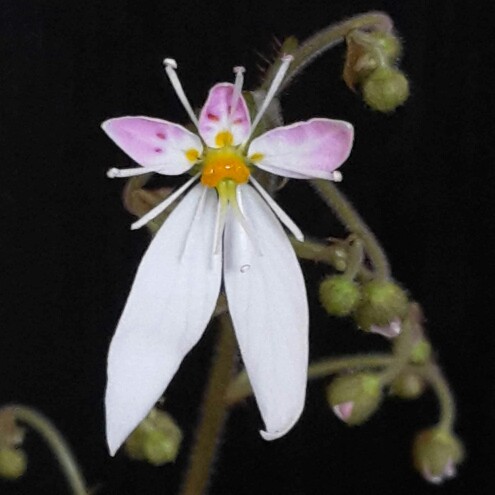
(154, 147, 162, 153)
(207, 113, 219, 121)
(233, 118, 243, 124)
(156, 132, 166, 140)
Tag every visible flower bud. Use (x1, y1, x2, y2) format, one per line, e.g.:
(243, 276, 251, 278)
(412, 428, 464, 484)
(409, 339, 432, 365)
(354, 280, 408, 332)
(362, 67, 409, 113)
(390, 372, 425, 400)
(0, 448, 27, 480)
(326, 373, 382, 426)
(367, 31, 402, 63)
(125, 409, 182, 466)
(319, 275, 361, 316)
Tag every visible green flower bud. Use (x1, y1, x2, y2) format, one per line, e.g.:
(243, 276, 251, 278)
(413, 428, 464, 484)
(319, 275, 361, 316)
(0, 448, 27, 480)
(125, 409, 182, 466)
(410, 339, 432, 365)
(354, 280, 408, 332)
(326, 373, 383, 426)
(362, 67, 409, 113)
(367, 31, 402, 63)
(390, 372, 425, 400)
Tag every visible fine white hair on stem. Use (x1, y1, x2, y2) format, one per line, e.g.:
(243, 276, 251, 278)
(130, 174, 200, 230)
(163, 58, 200, 130)
(244, 55, 293, 143)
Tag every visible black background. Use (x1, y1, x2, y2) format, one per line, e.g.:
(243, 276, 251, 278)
(1, 0, 491, 494)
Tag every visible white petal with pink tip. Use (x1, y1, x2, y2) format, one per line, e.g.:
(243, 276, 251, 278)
(248, 118, 354, 179)
(102, 116, 203, 175)
(198, 83, 251, 147)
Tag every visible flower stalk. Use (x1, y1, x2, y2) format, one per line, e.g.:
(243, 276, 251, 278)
(311, 179, 391, 279)
(179, 313, 237, 495)
(2, 405, 88, 495)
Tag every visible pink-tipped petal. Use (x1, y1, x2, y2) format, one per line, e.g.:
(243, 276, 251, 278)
(102, 116, 203, 175)
(223, 185, 308, 441)
(369, 319, 402, 339)
(105, 185, 221, 455)
(333, 402, 354, 422)
(248, 118, 354, 179)
(198, 83, 251, 147)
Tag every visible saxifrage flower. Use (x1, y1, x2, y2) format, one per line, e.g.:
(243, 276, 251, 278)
(102, 55, 353, 455)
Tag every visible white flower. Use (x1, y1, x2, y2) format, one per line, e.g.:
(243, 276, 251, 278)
(102, 56, 354, 454)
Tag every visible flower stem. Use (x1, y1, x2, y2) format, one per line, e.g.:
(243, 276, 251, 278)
(418, 364, 456, 431)
(8, 405, 88, 495)
(179, 313, 237, 495)
(225, 353, 393, 406)
(262, 11, 393, 94)
(311, 179, 391, 279)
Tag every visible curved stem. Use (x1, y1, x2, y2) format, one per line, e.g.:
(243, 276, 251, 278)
(226, 353, 393, 406)
(418, 364, 456, 431)
(179, 313, 237, 495)
(311, 179, 391, 279)
(8, 405, 88, 495)
(262, 12, 393, 93)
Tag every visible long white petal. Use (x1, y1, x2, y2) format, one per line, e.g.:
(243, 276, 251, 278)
(105, 184, 221, 455)
(223, 185, 308, 440)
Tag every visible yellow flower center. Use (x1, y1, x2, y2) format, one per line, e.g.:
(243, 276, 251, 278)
(200, 143, 250, 189)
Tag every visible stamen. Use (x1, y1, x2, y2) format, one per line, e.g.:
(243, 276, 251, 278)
(230, 66, 246, 120)
(234, 187, 262, 255)
(107, 167, 154, 178)
(243, 55, 293, 143)
(163, 58, 200, 130)
(331, 171, 343, 182)
(249, 176, 304, 242)
(130, 174, 199, 230)
(212, 195, 228, 256)
(181, 185, 208, 262)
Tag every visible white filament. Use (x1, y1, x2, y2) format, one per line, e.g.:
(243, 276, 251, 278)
(244, 55, 293, 143)
(130, 174, 199, 230)
(163, 58, 200, 130)
(230, 66, 246, 120)
(249, 177, 304, 242)
(107, 167, 156, 178)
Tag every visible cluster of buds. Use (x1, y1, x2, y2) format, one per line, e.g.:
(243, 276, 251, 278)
(319, 274, 409, 339)
(343, 29, 409, 112)
(124, 408, 182, 466)
(0, 410, 27, 481)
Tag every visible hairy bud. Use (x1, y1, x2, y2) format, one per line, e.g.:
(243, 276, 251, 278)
(319, 275, 361, 316)
(0, 448, 27, 480)
(362, 66, 409, 112)
(327, 373, 382, 425)
(125, 409, 182, 466)
(413, 428, 464, 484)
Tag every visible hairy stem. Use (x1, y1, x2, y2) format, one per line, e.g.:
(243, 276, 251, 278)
(7, 405, 88, 495)
(262, 11, 393, 93)
(311, 179, 391, 279)
(179, 313, 237, 495)
(225, 353, 393, 406)
(419, 364, 456, 431)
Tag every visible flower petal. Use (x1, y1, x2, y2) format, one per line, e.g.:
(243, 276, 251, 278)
(248, 118, 354, 179)
(198, 83, 251, 147)
(102, 116, 203, 174)
(105, 184, 222, 454)
(223, 185, 308, 440)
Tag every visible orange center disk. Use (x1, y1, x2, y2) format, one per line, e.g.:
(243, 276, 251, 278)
(201, 148, 250, 188)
